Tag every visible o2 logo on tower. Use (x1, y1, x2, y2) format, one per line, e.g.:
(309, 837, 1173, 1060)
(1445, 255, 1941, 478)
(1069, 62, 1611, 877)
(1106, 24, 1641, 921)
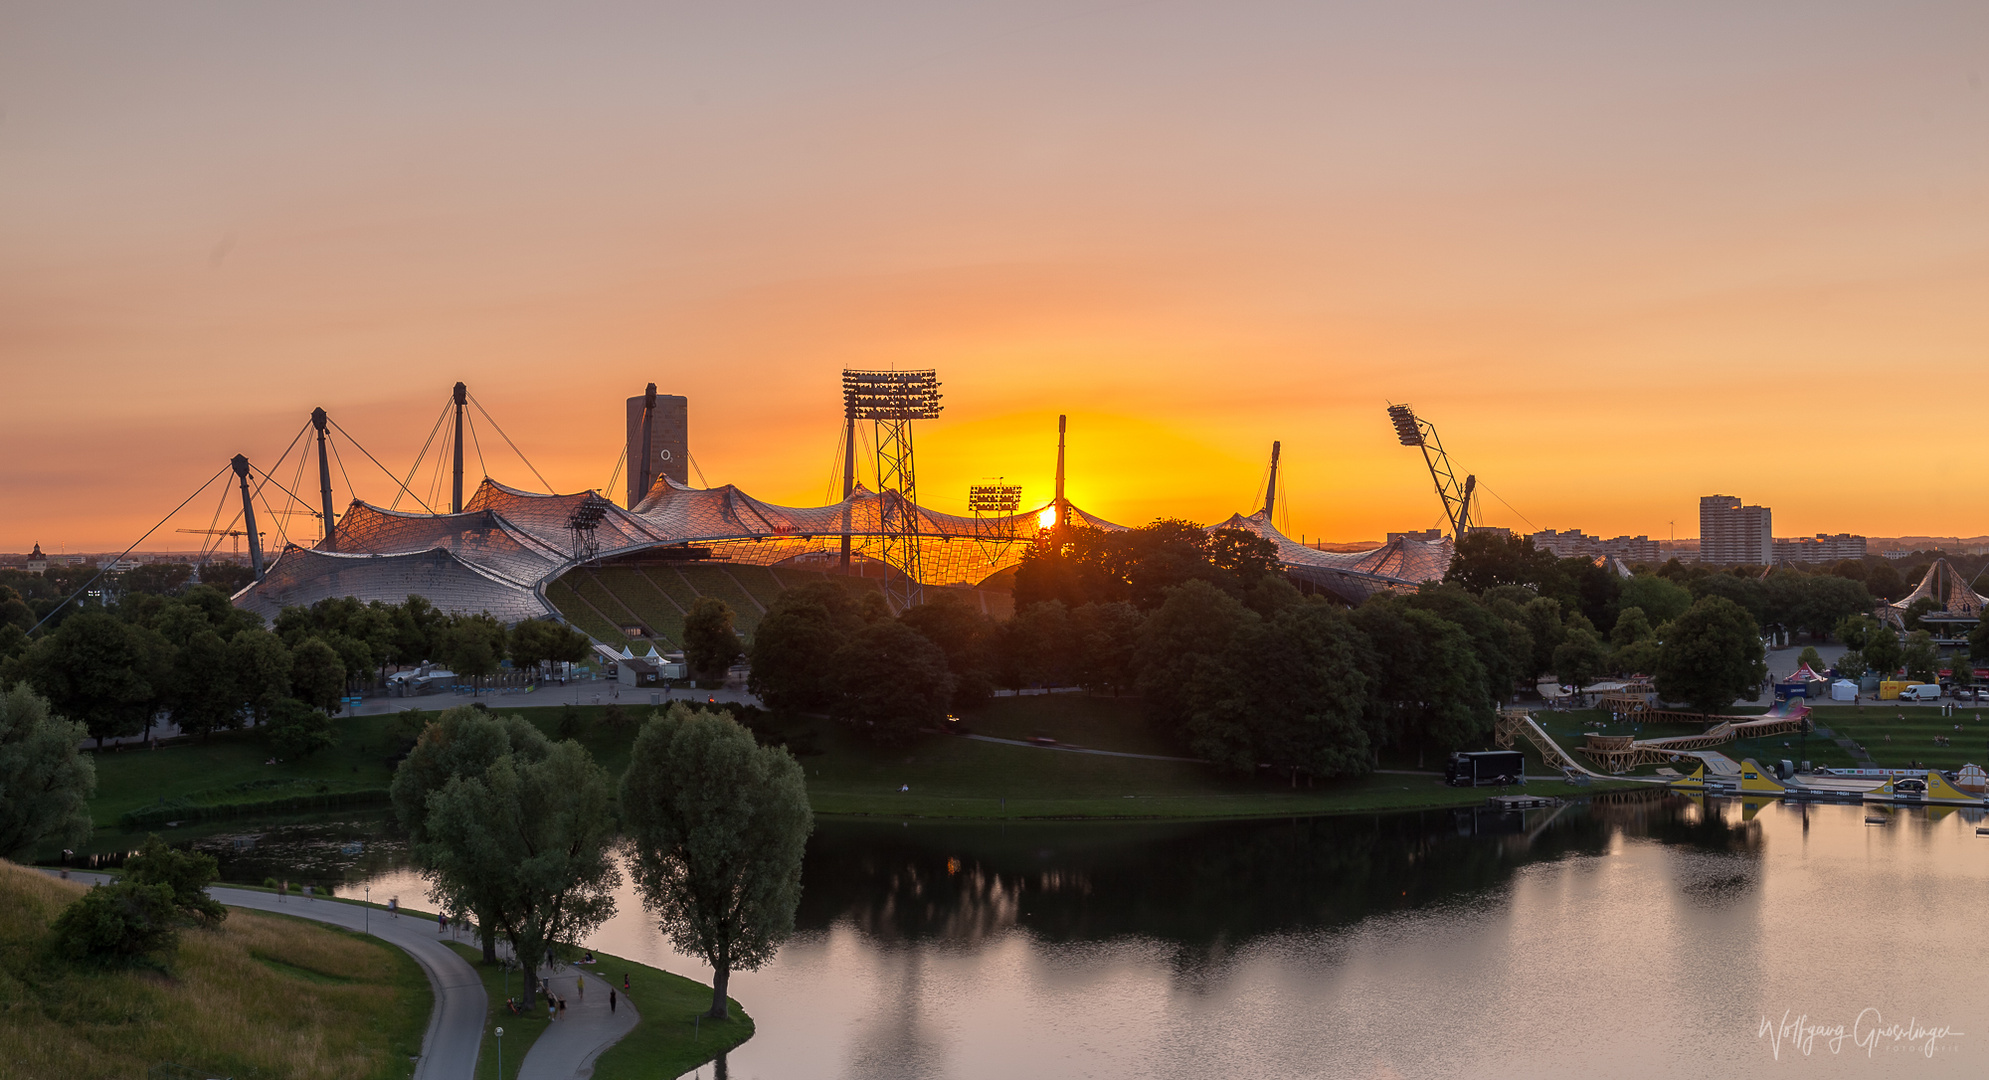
(658, 450, 672, 462)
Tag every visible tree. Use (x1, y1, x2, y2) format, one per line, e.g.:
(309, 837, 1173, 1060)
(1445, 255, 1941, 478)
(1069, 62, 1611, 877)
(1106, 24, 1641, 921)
(1834, 650, 1867, 680)
(1189, 602, 1375, 777)
(266, 698, 337, 759)
(1553, 627, 1610, 690)
(1901, 631, 1940, 684)
(123, 832, 226, 927)
(1902, 597, 1942, 633)
(1068, 600, 1144, 695)
(1014, 521, 1281, 611)
(1136, 580, 1260, 742)
(1444, 532, 1557, 593)
(1866, 562, 1906, 602)
(508, 618, 592, 676)
(1861, 622, 1904, 678)
(1518, 597, 1566, 682)
(898, 594, 997, 705)
(1796, 645, 1825, 673)
(683, 597, 743, 680)
(833, 620, 953, 743)
(1000, 600, 1075, 689)
(1611, 607, 1654, 649)
(392, 706, 548, 962)
(165, 629, 239, 738)
(227, 627, 292, 725)
(424, 735, 619, 1007)
(20, 611, 171, 747)
(620, 704, 813, 1020)
(1654, 596, 1766, 715)
(1350, 600, 1493, 765)
(1406, 583, 1524, 702)
(0, 683, 96, 859)
(437, 613, 506, 692)
(748, 583, 871, 711)
(290, 637, 346, 714)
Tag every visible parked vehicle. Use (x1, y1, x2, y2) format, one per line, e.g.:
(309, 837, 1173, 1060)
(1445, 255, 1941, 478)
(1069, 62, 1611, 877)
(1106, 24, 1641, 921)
(1901, 684, 1942, 702)
(1445, 750, 1526, 788)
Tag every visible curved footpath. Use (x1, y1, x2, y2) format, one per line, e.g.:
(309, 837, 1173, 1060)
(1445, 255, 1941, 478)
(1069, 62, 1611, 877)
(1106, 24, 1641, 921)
(41, 869, 645, 1079)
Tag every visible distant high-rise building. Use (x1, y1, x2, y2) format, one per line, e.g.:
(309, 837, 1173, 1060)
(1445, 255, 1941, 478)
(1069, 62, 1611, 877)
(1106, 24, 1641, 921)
(1387, 528, 1444, 543)
(1699, 495, 1773, 565)
(1773, 533, 1868, 564)
(1524, 529, 1662, 564)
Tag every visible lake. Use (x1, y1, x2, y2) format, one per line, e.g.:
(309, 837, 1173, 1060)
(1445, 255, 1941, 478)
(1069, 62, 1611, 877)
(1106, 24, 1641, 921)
(164, 792, 1989, 1077)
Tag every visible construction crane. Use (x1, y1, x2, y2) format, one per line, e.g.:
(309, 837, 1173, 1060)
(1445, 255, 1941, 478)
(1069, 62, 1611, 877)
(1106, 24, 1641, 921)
(1386, 404, 1476, 538)
(175, 528, 266, 559)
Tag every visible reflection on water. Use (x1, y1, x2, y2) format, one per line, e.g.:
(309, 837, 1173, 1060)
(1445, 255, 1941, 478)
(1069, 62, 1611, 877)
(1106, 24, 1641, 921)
(97, 792, 1989, 1077)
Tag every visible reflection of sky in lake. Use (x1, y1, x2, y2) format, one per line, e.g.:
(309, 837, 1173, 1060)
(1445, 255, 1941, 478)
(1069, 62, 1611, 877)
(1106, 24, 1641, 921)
(345, 796, 1988, 1078)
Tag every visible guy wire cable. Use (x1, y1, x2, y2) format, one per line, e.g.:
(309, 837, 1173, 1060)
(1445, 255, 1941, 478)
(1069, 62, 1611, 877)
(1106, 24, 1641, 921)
(393, 398, 452, 511)
(329, 417, 436, 513)
(468, 393, 555, 493)
(29, 462, 232, 634)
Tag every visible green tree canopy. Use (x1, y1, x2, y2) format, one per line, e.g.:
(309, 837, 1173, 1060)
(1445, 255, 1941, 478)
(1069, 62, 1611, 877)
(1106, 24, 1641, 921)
(1654, 596, 1766, 714)
(683, 597, 743, 680)
(1901, 631, 1940, 684)
(621, 704, 814, 1019)
(1350, 599, 1494, 766)
(748, 582, 872, 711)
(898, 594, 997, 705)
(1014, 521, 1281, 611)
(0, 683, 96, 859)
(833, 620, 954, 743)
(122, 833, 226, 928)
(20, 610, 172, 747)
(1618, 574, 1693, 626)
(266, 698, 337, 760)
(227, 627, 292, 724)
(289, 637, 346, 714)
(423, 734, 619, 1007)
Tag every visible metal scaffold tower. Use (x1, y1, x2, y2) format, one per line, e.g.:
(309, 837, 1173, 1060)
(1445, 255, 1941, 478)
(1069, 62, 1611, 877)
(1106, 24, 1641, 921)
(969, 480, 1023, 570)
(843, 369, 943, 608)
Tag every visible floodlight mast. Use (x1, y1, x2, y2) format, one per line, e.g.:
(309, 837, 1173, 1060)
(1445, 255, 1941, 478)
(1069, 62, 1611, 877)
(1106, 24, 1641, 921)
(842, 370, 942, 609)
(1385, 404, 1474, 538)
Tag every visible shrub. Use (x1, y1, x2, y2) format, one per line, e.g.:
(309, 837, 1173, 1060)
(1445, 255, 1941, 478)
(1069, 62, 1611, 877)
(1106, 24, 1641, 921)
(124, 834, 226, 928)
(50, 880, 182, 967)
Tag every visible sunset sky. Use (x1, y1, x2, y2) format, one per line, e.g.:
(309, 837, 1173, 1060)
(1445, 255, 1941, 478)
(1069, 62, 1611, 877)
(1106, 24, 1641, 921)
(4, 1, 1987, 553)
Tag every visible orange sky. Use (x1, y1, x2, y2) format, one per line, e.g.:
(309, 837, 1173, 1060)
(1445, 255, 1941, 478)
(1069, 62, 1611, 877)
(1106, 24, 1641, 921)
(4, 2, 1988, 553)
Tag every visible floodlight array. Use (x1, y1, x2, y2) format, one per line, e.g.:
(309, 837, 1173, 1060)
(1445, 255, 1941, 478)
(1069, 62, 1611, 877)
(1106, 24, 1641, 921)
(1386, 405, 1424, 447)
(843, 370, 943, 421)
(968, 484, 1023, 515)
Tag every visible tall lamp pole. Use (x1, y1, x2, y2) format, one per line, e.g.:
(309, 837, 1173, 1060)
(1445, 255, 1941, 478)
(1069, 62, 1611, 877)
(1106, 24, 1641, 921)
(365, 884, 370, 935)
(495, 1027, 503, 1078)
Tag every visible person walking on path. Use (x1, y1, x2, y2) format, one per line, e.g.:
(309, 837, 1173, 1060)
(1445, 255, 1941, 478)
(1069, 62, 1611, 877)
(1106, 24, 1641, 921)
(438, 912, 447, 934)
(556, 996, 567, 1020)
(623, 973, 629, 992)
(577, 975, 584, 1002)
(279, 880, 288, 902)
(609, 989, 616, 1014)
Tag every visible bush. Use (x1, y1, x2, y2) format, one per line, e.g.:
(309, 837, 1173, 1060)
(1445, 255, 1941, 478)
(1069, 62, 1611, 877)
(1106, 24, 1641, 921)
(124, 834, 226, 928)
(556, 703, 588, 741)
(266, 698, 336, 760)
(49, 880, 182, 967)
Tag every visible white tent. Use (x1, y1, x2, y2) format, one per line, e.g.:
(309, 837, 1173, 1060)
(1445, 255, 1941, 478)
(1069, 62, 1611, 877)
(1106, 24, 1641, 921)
(1830, 679, 1858, 701)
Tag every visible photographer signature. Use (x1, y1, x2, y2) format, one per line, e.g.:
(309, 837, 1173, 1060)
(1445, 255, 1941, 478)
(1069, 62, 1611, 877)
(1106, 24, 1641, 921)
(1758, 1009, 1961, 1060)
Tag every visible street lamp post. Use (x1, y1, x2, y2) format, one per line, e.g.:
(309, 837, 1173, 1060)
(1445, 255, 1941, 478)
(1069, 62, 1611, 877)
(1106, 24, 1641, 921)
(495, 1027, 503, 1078)
(365, 884, 370, 935)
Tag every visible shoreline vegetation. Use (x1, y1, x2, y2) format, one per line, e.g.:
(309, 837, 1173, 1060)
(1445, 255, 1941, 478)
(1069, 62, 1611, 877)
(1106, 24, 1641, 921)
(73, 696, 1653, 849)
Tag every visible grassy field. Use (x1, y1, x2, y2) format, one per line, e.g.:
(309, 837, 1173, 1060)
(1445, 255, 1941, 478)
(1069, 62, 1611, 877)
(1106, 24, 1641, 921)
(0, 859, 430, 1080)
(1802, 704, 1989, 771)
(81, 696, 1653, 835)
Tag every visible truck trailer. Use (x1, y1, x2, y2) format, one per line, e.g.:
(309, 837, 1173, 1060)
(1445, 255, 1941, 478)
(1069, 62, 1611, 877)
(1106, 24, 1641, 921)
(1445, 750, 1526, 788)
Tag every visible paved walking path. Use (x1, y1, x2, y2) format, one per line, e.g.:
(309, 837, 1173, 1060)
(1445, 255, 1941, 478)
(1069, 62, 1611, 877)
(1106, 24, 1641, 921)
(517, 964, 640, 1080)
(963, 733, 1202, 762)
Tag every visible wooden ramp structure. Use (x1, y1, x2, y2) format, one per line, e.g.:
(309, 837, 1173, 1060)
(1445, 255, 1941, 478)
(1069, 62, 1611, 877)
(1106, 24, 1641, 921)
(1577, 707, 1808, 774)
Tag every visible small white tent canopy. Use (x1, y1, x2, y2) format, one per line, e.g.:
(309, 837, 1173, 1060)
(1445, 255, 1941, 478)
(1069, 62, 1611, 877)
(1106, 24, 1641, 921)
(1831, 679, 1858, 701)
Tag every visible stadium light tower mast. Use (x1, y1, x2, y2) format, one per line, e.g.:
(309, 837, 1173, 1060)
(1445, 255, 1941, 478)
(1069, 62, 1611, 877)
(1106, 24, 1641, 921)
(451, 382, 468, 513)
(231, 454, 266, 582)
(843, 369, 942, 608)
(311, 407, 336, 546)
(1386, 404, 1475, 538)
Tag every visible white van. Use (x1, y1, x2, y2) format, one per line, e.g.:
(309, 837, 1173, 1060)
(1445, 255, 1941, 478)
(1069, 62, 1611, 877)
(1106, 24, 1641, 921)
(1901, 683, 1942, 702)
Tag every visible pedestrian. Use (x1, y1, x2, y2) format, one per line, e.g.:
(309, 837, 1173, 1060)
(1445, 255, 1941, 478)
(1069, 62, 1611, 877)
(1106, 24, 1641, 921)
(304, 884, 313, 901)
(609, 988, 617, 1014)
(547, 995, 556, 1021)
(557, 996, 567, 1019)
(623, 973, 630, 992)
(279, 879, 288, 903)
(389, 897, 398, 918)
(438, 912, 447, 934)
(577, 975, 585, 1001)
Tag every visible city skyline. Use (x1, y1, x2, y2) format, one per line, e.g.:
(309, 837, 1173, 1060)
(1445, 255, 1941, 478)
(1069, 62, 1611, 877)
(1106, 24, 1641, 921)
(6, 2, 1988, 550)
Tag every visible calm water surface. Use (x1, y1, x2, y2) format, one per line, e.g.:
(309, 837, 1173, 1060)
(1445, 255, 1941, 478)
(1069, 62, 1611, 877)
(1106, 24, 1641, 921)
(176, 794, 1989, 1077)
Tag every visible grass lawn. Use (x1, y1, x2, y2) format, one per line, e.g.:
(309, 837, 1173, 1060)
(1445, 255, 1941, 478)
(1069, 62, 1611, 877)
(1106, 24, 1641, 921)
(1802, 704, 1989, 771)
(587, 946, 754, 1080)
(0, 860, 430, 1080)
(444, 941, 550, 1080)
(87, 697, 1652, 830)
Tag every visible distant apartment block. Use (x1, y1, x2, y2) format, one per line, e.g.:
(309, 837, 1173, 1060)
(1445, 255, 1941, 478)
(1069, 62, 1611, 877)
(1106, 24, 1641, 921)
(1772, 533, 1868, 564)
(1527, 529, 1661, 563)
(1386, 528, 1444, 543)
(1698, 495, 1773, 565)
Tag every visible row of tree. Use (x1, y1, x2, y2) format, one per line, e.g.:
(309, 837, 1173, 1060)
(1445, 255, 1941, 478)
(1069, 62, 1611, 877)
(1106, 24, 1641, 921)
(391, 702, 811, 1016)
(0, 585, 590, 749)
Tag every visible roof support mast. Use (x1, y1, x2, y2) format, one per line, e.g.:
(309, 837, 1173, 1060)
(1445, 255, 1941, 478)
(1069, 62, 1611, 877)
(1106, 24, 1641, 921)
(1386, 404, 1475, 538)
(311, 407, 336, 546)
(839, 404, 858, 571)
(1053, 415, 1067, 529)
(231, 454, 266, 582)
(451, 381, 467, 513)
(1263, 440, 1281, 518)
(636, 383, 658, 501)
